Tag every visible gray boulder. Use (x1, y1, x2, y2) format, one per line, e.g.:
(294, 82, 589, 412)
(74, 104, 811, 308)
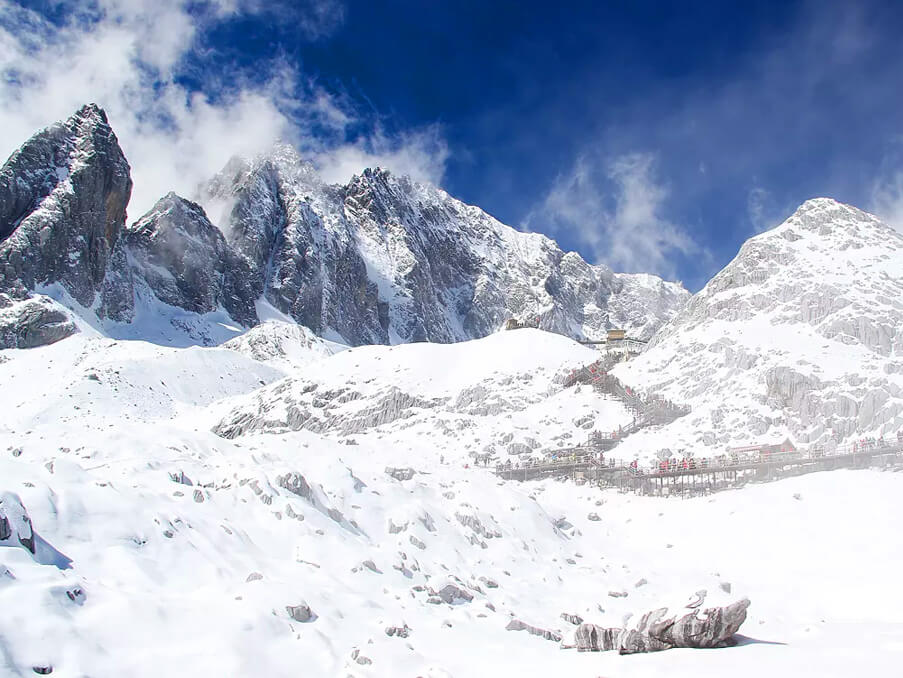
(285, 602, 315, 622)
(0, 295, 77, 349)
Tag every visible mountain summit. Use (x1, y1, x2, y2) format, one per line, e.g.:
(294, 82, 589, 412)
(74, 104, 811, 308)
(615, 197, 903, 452)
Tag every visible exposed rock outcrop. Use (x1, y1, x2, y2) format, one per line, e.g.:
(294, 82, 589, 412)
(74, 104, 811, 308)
(0, 295, 77, 348)
(506, 618, 562, 642)
(574, 598, 751, 654)
(0, 104, 131, 306)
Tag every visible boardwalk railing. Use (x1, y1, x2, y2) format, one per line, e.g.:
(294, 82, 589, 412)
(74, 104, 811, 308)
(495, 440, 903, 492)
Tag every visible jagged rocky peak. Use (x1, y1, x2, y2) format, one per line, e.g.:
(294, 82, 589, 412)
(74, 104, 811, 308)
(101, 192, 259, 327)
(193, 143, 690, 346)
(0, 103, 132, 306)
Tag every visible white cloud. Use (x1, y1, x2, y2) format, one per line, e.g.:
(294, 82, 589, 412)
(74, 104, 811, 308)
(0, 0, 446, 221)
(523, 151, 701, 279)
(747, 186, 774, 233)
(869, 143, 903, 232)
(314, 125, 449, 186)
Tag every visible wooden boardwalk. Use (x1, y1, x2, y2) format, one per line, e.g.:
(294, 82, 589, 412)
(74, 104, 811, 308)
(495, 442, 903, 495)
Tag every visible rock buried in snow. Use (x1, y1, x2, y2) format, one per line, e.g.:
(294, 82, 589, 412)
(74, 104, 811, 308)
(574, 598, 751, 654)
(435, 583, 473, 604)
(561, 612, 584, 625)
(506, 618, 562, 642)
(0, 492, 35, 554)
(276, 472, 313, 501)
(286, 602, 316, 623)
(385, 624, 411, 638)
(608, 590, 628, 598)
(385, 467, 416, 481)
(587, 512, 601, 521)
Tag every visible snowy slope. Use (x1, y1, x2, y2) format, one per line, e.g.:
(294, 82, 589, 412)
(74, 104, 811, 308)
(613, 198, 903, 460)
(213, 329, 634, 461)
(2, 328, 902, 677)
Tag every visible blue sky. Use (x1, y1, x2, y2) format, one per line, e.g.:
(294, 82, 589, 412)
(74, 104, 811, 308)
(4, 0, 903, 289)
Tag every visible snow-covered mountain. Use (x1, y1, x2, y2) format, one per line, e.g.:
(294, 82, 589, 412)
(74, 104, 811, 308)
(0, 106, 688, 348)
(614, 198, 903, 455)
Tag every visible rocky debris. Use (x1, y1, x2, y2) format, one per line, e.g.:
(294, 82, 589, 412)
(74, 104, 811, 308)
(350, 649, 372, 665)
(561, 613, 584, 625)
(362, 559, 382, 574)
(634, 578, 648, 588)
(507, 442, 532, 456)
(388, 519, 408, 534)
(0, 295, 78, 349)
(608, 591, 628, 598)
(409, 535, 426, 550)
(169, 471, 193, 486)
(505, 618, 562, 642)
(32, 666, 53, 675)
(285, 602, 315, 623)
(587, 512, 601, 522)
(720, 582, 732, 594)
(553, 517, 573, 531)
(574, 598, 751, 654)
(385, 624, 411, 638)
(455, 512, 502, 540)
(385, 467, 416, 481)
(0, 492, 35, 554)
(64, 587, 86, 605)
(479, 576, 499, 589)
(276, 472, 312, 500)
(435, 583, 473, 604)
(245, 572, 263, 583)
(192, 489, 205, 503)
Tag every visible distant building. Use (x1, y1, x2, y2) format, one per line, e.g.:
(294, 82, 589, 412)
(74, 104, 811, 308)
(728, 438, 796, 457)
(504, 317, 540, 331)
(607, 329, 626, 341)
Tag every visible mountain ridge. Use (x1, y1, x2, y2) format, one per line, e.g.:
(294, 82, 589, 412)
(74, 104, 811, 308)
(0, 105, 689, 348)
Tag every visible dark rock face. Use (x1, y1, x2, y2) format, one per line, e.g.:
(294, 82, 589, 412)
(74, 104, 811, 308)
(574, 598, 751, 654)
(105, 193, 258, 326)
(0, 295, 78, 349)
(0, 104, 132, 306)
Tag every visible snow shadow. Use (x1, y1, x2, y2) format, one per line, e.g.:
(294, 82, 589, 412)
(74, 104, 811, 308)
(32, 533, 73, 570)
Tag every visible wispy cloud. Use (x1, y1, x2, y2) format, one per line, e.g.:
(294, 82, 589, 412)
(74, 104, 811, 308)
(869, 141, 903, 232)
(0, 0, 445, 221)
(523, 150, 702, 280)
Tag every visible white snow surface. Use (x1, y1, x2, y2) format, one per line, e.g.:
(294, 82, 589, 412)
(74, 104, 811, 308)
(2, 323, 902, 676)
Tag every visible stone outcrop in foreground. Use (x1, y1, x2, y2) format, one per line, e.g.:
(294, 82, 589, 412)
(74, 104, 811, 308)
(574, 598, 750, 654)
